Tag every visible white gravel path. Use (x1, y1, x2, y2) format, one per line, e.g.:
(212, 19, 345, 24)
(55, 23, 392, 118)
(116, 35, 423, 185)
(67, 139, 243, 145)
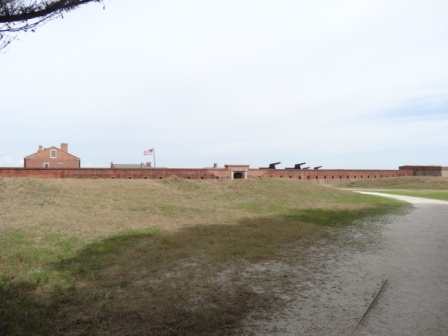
(243, 192, 448, 336)
(353, 192, 448, 336)
(357, 191, 448, 205)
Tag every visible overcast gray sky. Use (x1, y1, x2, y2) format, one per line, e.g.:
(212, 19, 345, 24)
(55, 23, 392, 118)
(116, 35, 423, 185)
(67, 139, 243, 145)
(1, 0, 447, 169)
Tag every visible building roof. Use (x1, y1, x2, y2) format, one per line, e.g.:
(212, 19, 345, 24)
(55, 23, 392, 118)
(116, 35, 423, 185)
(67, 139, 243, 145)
(111, 163, 152, 169)
(24, 145, 80, 160)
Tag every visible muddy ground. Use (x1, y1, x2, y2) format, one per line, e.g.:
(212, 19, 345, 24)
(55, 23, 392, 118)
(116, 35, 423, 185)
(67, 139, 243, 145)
(239, 194, 448, 335)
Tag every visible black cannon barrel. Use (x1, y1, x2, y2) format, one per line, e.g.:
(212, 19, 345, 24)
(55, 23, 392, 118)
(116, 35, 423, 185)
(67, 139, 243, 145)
(268, 162, 281, 169)
(313, 166, 322, 169)
(259, 162, 281, 169)
(286, 162, 306, 169)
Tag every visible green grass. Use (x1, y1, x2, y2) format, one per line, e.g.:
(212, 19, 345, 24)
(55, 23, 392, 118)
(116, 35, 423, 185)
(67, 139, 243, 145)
(0, 177, 408, 335)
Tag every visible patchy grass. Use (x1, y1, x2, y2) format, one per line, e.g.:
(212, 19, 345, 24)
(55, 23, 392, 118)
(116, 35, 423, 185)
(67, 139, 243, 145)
(0, 177, 407, 335)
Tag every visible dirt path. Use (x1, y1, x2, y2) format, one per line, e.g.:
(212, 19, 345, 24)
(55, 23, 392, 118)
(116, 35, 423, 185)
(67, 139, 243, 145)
(242, 193, 448, 335)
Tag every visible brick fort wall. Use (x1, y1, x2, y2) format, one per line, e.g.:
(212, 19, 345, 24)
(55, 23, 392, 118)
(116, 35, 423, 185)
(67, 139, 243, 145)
(0, 166, 413, 180)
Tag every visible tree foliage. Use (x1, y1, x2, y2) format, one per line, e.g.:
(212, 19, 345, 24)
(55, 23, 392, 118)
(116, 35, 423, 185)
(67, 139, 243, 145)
(0, 0, 102, 50)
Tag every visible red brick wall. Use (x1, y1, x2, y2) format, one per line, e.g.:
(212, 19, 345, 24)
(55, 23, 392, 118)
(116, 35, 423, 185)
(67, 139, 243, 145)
(399, 165, 442, 171)
(0, 167, 412, 180)
(247, 169, 410, 180)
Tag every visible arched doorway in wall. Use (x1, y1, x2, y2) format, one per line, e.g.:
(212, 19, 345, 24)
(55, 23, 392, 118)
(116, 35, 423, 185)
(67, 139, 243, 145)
(230, 169, 247, 180)
(233, 172, 244, 179)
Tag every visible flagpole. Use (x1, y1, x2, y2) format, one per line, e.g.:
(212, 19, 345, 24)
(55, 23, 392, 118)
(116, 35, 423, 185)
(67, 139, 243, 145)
(153, 148, 156, 168)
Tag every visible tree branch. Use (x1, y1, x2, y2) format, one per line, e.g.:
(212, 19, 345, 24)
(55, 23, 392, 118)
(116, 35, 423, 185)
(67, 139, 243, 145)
(0, 0, 103, 50)
(0, 0, 100, 24)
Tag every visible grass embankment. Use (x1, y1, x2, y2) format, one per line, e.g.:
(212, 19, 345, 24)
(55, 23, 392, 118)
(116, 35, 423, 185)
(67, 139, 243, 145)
(336, 176, 448, 201)
(0, 177, 405, 336)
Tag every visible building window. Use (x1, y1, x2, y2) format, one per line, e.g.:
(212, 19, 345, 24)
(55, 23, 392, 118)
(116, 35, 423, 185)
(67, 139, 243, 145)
(50, 150, 57, 158)
(43, 162, 49, 168)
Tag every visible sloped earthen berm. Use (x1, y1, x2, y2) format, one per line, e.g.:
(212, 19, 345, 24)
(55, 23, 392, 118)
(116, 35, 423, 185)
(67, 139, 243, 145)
(0, 165, 446, 180)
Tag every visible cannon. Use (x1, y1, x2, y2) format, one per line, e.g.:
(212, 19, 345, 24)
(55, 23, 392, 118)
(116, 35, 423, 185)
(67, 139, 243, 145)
(260, 162, 281, 169)
(313, 166, 322, 169)
(286, 162, 306, 169)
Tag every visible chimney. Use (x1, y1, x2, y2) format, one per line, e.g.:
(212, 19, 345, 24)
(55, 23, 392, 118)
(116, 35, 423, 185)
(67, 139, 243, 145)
(38, 145, 43, 152)
(61, 143, 68, 152)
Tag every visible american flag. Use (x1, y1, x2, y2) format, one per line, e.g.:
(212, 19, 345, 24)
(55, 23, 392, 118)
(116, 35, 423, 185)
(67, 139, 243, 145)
(143, 148, 154, 156)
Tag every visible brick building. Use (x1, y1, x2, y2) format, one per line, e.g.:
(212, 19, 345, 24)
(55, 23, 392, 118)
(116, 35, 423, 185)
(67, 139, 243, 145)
(24, 143, 80, 168)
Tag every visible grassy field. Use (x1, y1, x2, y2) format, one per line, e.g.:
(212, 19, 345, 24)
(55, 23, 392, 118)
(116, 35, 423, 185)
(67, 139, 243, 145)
(0, 177, 408, 335)
(336, 176, 448, 201)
